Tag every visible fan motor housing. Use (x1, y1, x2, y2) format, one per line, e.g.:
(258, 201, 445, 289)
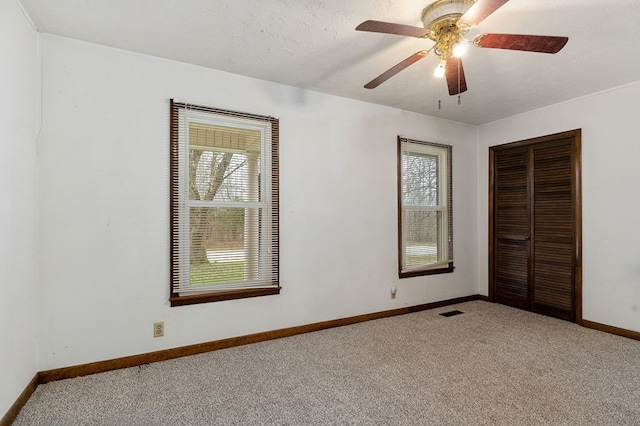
(422, 0, 475, 33)
(422, 0, 474, 57)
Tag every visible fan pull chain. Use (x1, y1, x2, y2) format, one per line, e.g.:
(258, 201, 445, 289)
(458, 95, 461, 105)
(438, 99, 442, 110)
(458, 59, 460, 95)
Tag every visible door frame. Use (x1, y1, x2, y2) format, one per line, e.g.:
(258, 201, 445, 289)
(488, 129, 582, 324)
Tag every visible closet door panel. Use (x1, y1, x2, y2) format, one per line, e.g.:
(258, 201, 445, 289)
(494, 146, 529, 307)
(532, 140, 575, 319)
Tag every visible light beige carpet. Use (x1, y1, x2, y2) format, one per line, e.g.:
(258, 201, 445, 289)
(14, 301, 640, 425)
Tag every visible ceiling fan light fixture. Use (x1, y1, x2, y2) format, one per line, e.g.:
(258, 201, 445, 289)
(434, 60, 446, 78)
(452, 39, 467, 57)
(356, 0, 569, 93)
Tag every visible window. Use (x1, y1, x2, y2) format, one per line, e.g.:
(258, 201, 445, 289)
(170, 100, 279, 306)
(398, 137, 453, 277)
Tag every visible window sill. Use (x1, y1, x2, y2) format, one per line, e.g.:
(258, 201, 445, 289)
(170, 287, 281, 307)
(399, 264, 454, 279)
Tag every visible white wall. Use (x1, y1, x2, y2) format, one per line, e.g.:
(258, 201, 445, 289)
(4, 11, 637, 407)
(37, 34, 478, 370)
(477, 81, 640, 333)
(0, 0, 38, 417)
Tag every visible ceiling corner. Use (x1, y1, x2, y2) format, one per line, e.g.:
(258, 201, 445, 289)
(15, 0, 45, 32)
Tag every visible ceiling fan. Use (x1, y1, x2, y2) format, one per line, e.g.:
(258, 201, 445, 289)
(356, 0, 568, 95)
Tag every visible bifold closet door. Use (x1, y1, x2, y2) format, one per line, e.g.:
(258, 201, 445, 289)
(490, 130, 580, 322)
(531, 139, 575, 320)
(494, 146, 530, 310)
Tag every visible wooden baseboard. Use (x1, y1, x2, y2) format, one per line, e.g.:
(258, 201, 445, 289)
(582, 319, 640, 341)
(0, 374, 38, 426)
(2, 294, 484, 421)
(8, 296, 640, 422)
(38, 294, 482, 384)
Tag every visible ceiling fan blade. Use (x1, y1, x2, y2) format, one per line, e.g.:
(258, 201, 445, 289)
(459, 0, 509, 27)
(364, 51, 429, 89)
(474, 34, 569, 53)
(445, 57, 467, 96)
(356, 20, 430, 38)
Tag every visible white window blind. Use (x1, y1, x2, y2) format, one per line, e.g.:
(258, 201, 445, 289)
(170, 101, 279, 305)
(398, 137, 453, 277)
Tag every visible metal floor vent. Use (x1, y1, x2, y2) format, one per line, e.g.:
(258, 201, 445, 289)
(440, 310, 464, 317)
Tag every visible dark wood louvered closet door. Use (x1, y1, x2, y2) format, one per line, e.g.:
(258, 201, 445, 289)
(494, 146, 529, 309)
(532, 139, 575, 319)
(490, 130, 581, 322)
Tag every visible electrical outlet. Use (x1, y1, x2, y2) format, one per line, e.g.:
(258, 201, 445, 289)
(153, 322, 164, 338)
(390, 286, 398, 299)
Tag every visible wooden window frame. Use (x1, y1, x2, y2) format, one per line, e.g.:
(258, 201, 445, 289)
(169, 100, 280, 306)
(397, 136, 454, 278)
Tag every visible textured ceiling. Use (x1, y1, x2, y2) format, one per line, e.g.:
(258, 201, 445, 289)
(19, 0, 640, 125)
